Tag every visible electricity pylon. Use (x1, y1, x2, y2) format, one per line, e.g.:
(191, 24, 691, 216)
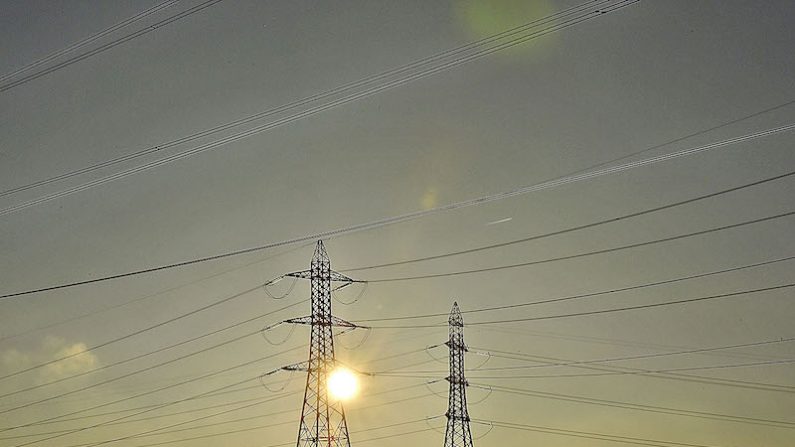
(282, 241, 364, 447)
(444, 302, 474, 447)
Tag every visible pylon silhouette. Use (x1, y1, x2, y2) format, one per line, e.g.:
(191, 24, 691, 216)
(282, 241, 364, 447)
(444, 302, 474, 447)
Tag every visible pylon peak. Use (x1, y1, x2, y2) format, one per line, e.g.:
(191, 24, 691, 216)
(444, 300, 473, 447)
(449, 301, 464, 326)
(312, 240, 329, 262)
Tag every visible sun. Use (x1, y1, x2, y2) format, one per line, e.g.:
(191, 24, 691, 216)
(327, 368, 358, 401)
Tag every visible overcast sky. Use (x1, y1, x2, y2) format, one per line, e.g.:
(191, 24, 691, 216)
(1, 1, 794, 446)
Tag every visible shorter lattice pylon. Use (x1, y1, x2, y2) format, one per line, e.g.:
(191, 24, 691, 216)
(444, 301, 474, 447)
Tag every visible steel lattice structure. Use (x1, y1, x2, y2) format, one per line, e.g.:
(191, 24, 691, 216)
(283, 241, 362, 447)
(444, 302, 474, 447)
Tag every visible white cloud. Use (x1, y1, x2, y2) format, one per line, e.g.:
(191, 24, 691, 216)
(1, 336, 99, 385)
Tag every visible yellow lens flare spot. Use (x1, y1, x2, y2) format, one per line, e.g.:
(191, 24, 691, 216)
(327, 368, 358, 401)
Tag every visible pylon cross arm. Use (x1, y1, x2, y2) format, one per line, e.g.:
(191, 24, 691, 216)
(284, 315, 367, 329)
(282, 362, 309, 372)
(284, 269, 362, 283)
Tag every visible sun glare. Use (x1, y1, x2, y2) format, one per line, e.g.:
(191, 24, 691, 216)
(327, 368, 358, 401)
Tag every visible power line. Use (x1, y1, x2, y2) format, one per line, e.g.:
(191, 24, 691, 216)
(471, 325, 785, 363)
(92, 418, 434, 447)
(1, 345, 304, 435)
(0, 300, 303, 400)
(0, 0, 223, 92)
(476, 336, 795, 372)
(343, 169, 795, 273)
(473, 418, 723, 447)
(9, 353, 435, 446)
(383, 335, 795, 375)
(3, 124, 790, 302)
(2, 365, 427, 435)
(58, 392, 300, 447)
(365, 208, 795, 283)
(0, 241, 310, 344)
(9, 209, 789, 390)
(0, 0, 636, 213)
(0, 281, 281, 382)
(476, 383, 795, 429)
(465, 348, 795, 394)
(0, 391, 274, 438)
(357, 253, 795, 323)
(387, 345, 795, 394)
(1, 343, 435, 437)
(0, 0, 613, 199)
(61, 388, 433, 447)
(366, 282, 795, 329)
(477, 357, 795, 380)
(0, 1, 180, 83)
(382, 357, 795, 383)
(0, 313, 296, 415)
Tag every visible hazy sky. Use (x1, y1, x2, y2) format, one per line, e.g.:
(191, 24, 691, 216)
(1, 1, 794, 446)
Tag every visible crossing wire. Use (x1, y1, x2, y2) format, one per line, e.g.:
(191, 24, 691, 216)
(363, 281, 795, 329)
(364, 208, 795, 283)
(59, 389, 433, 447)
(357, 254, 795, 323)
(0, 0, 612, 199)
(0, 299, 304, 400)
(0, 240, 312, 343)
(463, 348, 795, 394)
(476, 383, 795, 429)
(2, 121, 791, 301)
(0, 0, 637, 216)
(0, 1, 180, 83)
(4, 186, 792, 389)
(1, 345, 304, 434)
(472, 418, 723, 447)
(343, 169, 795, 273)
(0, 0, 223, 92)
(7, 356, 435, 447)
(0, 282, 291, 382)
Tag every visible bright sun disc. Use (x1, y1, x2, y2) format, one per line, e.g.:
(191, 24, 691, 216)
(328, 368, 358, 400)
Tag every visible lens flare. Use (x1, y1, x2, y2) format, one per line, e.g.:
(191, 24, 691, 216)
(327, 368, 358, 400)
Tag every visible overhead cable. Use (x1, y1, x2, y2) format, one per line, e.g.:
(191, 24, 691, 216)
(0, 282, 289, 381)
(0, 0, 613, 199)
(478, 383, 795, 429)
(0, 1, 636, 210)
(343, 169, 795, 273)
(365, 208, 795, 283)
(472, 418, 722, 447)
(2, 122, 790, 300)
(0, 0, 223, 92)
(0, 1, 180, 84)
(365, 282, 795, 329)
(2, 345, 304, 435)
(357, 253, 795, 323)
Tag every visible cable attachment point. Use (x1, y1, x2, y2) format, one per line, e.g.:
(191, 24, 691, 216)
(469, 349, 492, 370)
(332, 281, 369, 305)
(260, 321, 297, 345)
(424, 414, 447, 434)
(259, 366, 297, 392)
(424, 378, 448, 400)
(424, 343, 447, 364)
(472, 420, 494, 440)
(467, 383, 493, 405)
(336, 326, 372, 350)
(262, 276, 298, 300)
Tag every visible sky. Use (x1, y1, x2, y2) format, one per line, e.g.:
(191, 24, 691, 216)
(1, 0, 794, 446)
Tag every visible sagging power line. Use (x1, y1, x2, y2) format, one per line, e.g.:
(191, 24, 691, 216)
(3, 123, 792, 301)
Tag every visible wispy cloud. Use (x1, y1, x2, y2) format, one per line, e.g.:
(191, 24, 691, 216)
(1, 336, 99, 384)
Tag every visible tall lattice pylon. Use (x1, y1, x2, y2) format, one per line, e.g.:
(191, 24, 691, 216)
(444, 302, 474, 447)
(283, 241, 363, 447)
